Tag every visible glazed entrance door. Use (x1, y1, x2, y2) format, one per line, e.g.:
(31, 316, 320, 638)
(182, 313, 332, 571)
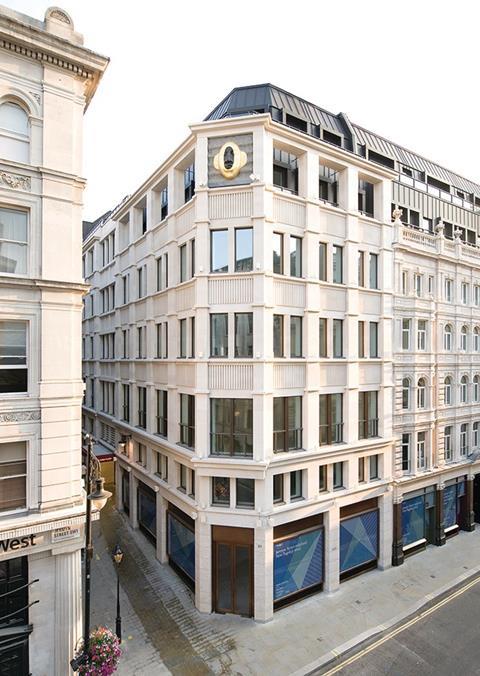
(214, 541, 253, 617)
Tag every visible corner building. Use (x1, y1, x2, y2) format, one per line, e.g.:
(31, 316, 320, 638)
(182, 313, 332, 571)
(0, 6, 108, 674)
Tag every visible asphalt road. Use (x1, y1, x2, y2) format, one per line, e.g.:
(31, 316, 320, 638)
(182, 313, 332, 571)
(319, 574, 480, 676)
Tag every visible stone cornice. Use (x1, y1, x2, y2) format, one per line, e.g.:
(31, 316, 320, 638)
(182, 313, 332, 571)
(0, 275, 88, 293)
(0, 13, 109, 108)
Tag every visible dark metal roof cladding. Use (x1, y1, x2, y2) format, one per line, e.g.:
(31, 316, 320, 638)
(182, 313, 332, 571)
(206, 83, 480, 197)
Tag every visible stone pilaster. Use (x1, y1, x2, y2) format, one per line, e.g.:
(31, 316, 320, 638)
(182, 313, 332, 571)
(435, 485, 446, 546)
(254, 520, 273, 622)
(54, 549, 82, 675)
(392, 498, 404, 566)
(462, 476, 476, 532)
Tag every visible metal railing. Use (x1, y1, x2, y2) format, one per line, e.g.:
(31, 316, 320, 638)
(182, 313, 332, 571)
(210, 433, 253, 458)
(273, 428, 303, 453)
(358, 418, 379, 440)
(319, 423, 344, 446)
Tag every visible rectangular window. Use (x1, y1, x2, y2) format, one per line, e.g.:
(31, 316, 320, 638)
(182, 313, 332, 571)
(428, 276, 434, 295)
(184, 163, 195, 203)
(210, 313, 228, 357)
(358, 180, 374, 217)
(190, 317, 195, 358)
(122, 384, 130, 422)
(290, 316, 302, 358)
(319, 393, 343, 445)
(273, 396, 302, 452)
(273, 232, 283, 274)
(319, 465, 327, 492)
(137, 326, 146, 359)
(414, 274, 422, 298)
(402, 319, 411, 350)
(137, 386, 147, 429)
(417, 320, 426, 351)
(369, 322, 378, 358)
(417, 431, 426, 470)
(462, 282, 468, 305)
(401, 433, 410, 471)
(358, 391, 379, 439)
(0, 321, 27, 393)
(122, 275, 129, 304)
(358, 251, 365, 287)
(319, 242, 327, 281)
(401, 271, 408, 295)
(273, 148, 298, 194)
(290, 470, 303, 500)
(369, 253, 378, 289)
(179, 394, 195, 448)
(179, 464, 187, 492)
(273, 474, 284, 504)
(138, 266, 146, 298)
(137, 442, 146, 466)
(358, 457, 365, 483)
(180, 244, 187, 283)
(460, 423, 468, 457)
(210, 398, 253, 457)
(211, 230, 228, 273)
(333, 319, 343, 358)
(473, 422, 479, 449)
(445, 279, 453, 302)
(235, 313, 253, 358)
(332, 245, 343, 284)
(179, 319, 187, 358)
(0, 441, 27, 512)
(333, 462, 344, 489)
(161, 186, 168, 221)
(273, 315, 284, 358)
(141, 206, 147, 234)
(369, 454, 379, 480)
(156, 452, 168, 481)
(444, 426, 452, 462)
(235, 228, 253, 272)
(236, 478, 255, 508)
(156, 390, 167, 437)
(191, 239, 195, 278)
(358, 321, 365, 358)
(319, 318, 327, 358)
(0, 208, 27, 275)
(290, 236, 302, 278)
(475, 286, 480, 307)
(212, 477, 230, 506)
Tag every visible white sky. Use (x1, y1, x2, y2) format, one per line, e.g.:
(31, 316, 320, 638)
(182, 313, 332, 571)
(9, 0, 480, 221)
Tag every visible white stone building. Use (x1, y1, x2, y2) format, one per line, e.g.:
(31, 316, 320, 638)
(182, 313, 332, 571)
(82, 84, 480, 621)
(0, 6, 107, 674)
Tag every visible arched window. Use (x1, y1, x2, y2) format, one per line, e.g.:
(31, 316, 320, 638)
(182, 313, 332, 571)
(402, 378, 411, 410)
(0, 101, 29, 163)
(444, 376, 452, 405)
(444, 324, 453, 351)
(474, 375, 480, 403)
(475, 327, 480, 352)
(461, 325, 468, 351)
(417, 377, 426, 409)
(461, 375, 468, 403)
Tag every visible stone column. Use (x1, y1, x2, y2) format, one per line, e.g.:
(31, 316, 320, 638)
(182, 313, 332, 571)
(156, 493, 168, 563)
(324, 506, 340, 593)
(378, 491, 393, 571)
(435, 484, 446, 546)
(54, 549, 82, 675)
(392, 497, 404, 566)
(254, 520, 274, 622)
(195, 514, 212, 614)
(463, 476, 476, 532)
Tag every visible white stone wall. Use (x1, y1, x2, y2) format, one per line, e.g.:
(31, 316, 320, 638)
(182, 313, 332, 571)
(0, 6, 107, 674)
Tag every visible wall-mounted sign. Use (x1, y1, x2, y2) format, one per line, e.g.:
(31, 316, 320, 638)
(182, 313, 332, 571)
(52, 526, 81, 543)
(0, 534, 40, 553)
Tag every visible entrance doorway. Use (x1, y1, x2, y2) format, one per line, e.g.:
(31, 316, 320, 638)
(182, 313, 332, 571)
(473, 475, 480, 523)
(212, 526, 253, 617)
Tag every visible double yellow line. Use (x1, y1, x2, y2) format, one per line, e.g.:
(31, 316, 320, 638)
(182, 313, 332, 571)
(321, 572, 480, 675)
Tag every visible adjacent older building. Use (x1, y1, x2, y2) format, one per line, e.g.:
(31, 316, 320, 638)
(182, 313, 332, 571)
(82, 84, 480, 621)
(0, 6, 108, 674)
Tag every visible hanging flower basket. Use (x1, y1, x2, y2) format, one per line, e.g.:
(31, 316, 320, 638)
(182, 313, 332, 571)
(74, 627, 121, 675)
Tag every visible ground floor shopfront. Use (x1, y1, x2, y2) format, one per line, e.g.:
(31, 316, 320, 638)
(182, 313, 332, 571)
(116, 459, 393, 622)
(0, 517, 84, 676)
(392, 469, 478, 566)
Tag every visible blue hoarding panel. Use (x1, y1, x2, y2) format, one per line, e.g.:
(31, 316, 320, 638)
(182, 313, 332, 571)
(443, 484, 457, 528)
(167, 512, 195, 581)
(340, 510, 378, 573)
(402, 495, 425, 546)
(273, 528, 323, 601)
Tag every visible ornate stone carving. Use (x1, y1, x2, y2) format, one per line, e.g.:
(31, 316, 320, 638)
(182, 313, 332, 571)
(30, 91, 41, 104)
(50, 9, 71, 24)
(0, 171, 31, 191)
(0, 410, 40, 423)
(392, 207, 403, 224)
(213, 141, 247, 180)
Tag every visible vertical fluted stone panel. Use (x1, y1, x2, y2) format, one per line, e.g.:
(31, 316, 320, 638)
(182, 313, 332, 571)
(54, 549, 82, 676)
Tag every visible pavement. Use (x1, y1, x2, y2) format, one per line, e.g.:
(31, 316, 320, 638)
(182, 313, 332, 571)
(90, 498, 480, 676)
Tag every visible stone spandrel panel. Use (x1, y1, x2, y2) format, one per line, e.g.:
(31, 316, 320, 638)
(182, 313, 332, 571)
(208, 133, 253, 188)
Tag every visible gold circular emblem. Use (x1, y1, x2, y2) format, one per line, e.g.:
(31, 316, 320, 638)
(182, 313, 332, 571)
(213, 141, 247, 180)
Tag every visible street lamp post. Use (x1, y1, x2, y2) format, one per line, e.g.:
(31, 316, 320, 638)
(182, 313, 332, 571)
(112, 544, 124, 642)
(71, 434, 112, 672)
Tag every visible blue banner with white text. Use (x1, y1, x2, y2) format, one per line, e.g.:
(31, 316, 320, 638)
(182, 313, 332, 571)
(273, 528, 323, 600)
